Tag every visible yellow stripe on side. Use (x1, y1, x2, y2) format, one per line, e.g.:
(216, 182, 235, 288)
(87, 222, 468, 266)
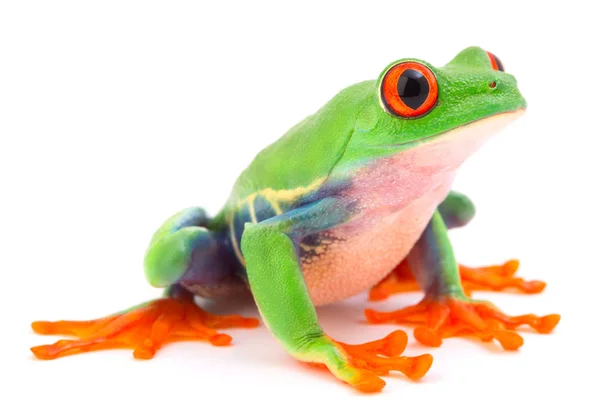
(229, 177, 327, 268)
(248, 196, 258, 224)
(228, 213, 246, 267)
(268, 199, 283, 215)
(235, 177, 326, 215)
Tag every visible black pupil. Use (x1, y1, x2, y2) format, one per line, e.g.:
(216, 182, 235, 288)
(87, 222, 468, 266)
(397, 69, 429, 110)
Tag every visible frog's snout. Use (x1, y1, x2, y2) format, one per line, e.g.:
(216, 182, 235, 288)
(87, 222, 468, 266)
(486, 73, 527, 111)
(519, 98, 528, 110)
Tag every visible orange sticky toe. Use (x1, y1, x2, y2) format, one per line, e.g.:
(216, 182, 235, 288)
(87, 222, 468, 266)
(365, 297, 560, 351)
(30, 298, 259, 360)
(369, 259, 547, 301)
(459, 260, 547, 294)
(334, 330, 433, 381)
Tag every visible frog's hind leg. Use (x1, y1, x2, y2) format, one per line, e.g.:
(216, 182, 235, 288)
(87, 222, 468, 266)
(369, 191, 547, 301)
(31, 207, 258, 361)
(365, 210, 560, 350)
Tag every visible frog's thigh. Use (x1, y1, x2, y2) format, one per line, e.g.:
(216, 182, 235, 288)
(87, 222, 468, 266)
(438, 191, 475, 229)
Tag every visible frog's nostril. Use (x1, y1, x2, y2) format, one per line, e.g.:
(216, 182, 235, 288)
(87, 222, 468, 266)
(488, 81, 498, 89)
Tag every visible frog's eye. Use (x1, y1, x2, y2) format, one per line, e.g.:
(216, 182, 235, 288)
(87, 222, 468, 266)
(380, 62, 438, 118)
(486, 51, 505, 72)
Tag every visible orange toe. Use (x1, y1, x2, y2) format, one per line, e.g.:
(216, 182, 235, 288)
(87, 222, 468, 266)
(535, 314, 561, 333)
(492, 330, 524, 350)
(414, 327, 443, 347)
(404, 354, 434, 380)
(351, 370, 387, 393)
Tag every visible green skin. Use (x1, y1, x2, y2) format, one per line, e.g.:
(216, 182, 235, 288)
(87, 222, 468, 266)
(144, 47, 527, 388)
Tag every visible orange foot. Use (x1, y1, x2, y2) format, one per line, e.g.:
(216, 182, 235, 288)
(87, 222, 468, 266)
(334, 331, 433, 382)
(31, 298, 259, 360)
(369, 259, 547, 301)
(305, 330, 433, 393)
(365, 296, 560, 350)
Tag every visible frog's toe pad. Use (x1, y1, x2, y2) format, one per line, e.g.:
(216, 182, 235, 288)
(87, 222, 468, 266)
(30, 298, 259, 360)
(335, 330, 433, 381)
(365, 297, 560, 350)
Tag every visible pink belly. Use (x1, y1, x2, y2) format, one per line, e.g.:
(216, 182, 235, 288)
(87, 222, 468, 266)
(301, 179, 451, 306)
(301, 134, 468, 307)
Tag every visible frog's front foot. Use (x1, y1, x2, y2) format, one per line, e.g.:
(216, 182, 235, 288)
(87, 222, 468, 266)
(365, 295, 560, 350)
(299, 331, 433, 393)
(31, 295, 259, 360)
(369, 259, 547, 301)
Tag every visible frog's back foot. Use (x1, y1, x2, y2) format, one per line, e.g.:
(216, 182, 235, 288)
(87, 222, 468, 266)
(31, 284, 259, 361)
(144, 207, 246, 300)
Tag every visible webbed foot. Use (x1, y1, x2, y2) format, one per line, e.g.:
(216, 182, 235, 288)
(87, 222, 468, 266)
(365, 296, 560, 350)
(369, 259, 547, 301)
(334, 331, 433, 381)
(302, 331, 433, 393)
(31, 297, 259, 360)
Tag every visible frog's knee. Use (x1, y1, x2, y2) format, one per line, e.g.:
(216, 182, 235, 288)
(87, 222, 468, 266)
(439, 192, 475, 229)
(148, 207, 210, 247)
(144, 226, 210, 287)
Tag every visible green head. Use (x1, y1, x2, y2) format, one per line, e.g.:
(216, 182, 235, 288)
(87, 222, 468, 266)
(337, 46, 527, 166)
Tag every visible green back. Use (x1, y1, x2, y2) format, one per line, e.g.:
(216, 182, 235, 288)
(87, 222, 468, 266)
(224, 81, 373, 206)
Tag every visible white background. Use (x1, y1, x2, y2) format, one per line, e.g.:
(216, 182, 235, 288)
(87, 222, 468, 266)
(1, 1, 598, 418)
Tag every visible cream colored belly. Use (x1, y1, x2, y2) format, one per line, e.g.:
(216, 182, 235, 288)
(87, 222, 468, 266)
(302, 180, 451, 306)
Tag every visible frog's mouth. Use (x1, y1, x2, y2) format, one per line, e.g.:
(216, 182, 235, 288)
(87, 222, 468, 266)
(380, 108, 527, 175)
(397, 108, 526, 151)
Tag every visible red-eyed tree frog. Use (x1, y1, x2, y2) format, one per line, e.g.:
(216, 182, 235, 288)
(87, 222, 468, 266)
(31, 46, 560, 393)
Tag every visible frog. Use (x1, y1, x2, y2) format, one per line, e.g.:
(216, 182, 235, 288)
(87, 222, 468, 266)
(31, 46, 560, 393)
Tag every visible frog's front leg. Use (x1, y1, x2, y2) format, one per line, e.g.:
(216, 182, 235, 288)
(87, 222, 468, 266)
(241, 198, 432, 393)
(31, 207, 258, 360)
(370, 191, 547, 300)
(366, 210, 560, 350)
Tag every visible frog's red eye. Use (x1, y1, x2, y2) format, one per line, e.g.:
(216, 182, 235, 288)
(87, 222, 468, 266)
(486, 51, 505, 72)
(380, 62, 438, 118)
